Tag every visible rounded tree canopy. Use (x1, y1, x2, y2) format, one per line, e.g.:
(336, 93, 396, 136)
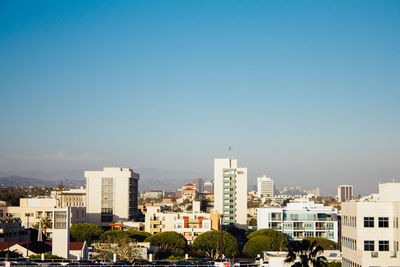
(70, 223, 104, 244)
(125, 230, 151, 242)
(305, 237, 335, 250)
(144, 231, 187, 250)
(99, 230, 130, 243)
(246, 229, 288, 251)
(192, 230, 239, 259)
(243, 235, 285, 257)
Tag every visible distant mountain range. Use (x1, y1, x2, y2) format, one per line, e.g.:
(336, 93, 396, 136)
(0, 168, 211, 191)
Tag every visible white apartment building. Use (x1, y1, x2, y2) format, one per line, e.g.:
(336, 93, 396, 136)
(338, 185, 353, 202)
(257, 175, 274, 198)
(85, 167, 139, 226)
(214, 158, 247, 228)
(341, 182, 400, 267)
(258, 200, 339, 243)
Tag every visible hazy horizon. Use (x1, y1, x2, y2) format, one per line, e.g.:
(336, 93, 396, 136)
(1, 1, 399, 196)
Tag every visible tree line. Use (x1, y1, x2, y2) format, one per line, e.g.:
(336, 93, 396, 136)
(70, 223, 339, 266)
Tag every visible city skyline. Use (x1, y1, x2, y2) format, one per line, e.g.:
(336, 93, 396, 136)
(1, 1, 399, 195)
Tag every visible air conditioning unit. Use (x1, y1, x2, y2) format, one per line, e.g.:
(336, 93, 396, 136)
(371, 251, 378, 258)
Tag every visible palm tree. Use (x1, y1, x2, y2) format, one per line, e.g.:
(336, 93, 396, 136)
(285, 239, 327, 267)
(40, 217, 52, 237)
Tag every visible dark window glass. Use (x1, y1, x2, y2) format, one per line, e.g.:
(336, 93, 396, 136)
(364, 240, 374, 251)
(378, 217, 389, 228)
(379, 240, 389, 251)
(364, 217, 374, 227)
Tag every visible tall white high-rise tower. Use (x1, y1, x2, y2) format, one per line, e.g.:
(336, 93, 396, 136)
(214, 158, 247, 228)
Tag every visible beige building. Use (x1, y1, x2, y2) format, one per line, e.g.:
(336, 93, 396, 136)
(0, 198, 86, 238)
(85, 167, 139, 226)
(51, 187, 86, 208)
(338, 185, 353, 203)
(341, 182, 400, 267)
(145, 205, 218, 243)
(214, 158, 247, 228)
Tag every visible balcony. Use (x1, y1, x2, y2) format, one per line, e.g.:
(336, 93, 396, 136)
(224, 208, 236, 212)
(315, 227, 326, 230)
(223, 173, 236, 177)
(294, 227, 304, 230)
(224, 196, 236, 200)
(224, 185, 236, 189)
(150, 220, 162, 225)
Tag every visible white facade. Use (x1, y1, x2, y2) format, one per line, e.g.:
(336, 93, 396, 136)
(52, 207, 70, 259)
(258, 200, 338, 243)
(257, 175, 274, 198)
(338, 185, 353, 202)
(341, 182, 400, 267)
(214, 158, 247, 228)
(85, 167, 139, 226)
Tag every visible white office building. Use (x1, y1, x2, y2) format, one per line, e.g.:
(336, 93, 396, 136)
(214, 158, 247, 228)
(85, 167, 139, 226)
(341, 182, 400, 267)
(258, 200, 339, 243)
(257, 175, 274, 198)
(338, 185, 353, 202)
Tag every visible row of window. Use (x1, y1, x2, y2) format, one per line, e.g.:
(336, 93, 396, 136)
(364, 240, 389, 251)
(342, 215, 356, 227)
(342, 236, 357, 250)
(364, 217, 390, 228)
(342, 258, 361, 267)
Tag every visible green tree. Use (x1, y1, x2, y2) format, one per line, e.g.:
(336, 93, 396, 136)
(285, 239, 327, 267)
(192, 230, 239, 259)
(200, 198, 211, 212)
(243, 235, 287, 257)
(247, 229, 288, 251)
(70, 223, 104, 244)
(125, 230, 151, 242)
(40, 217, 52, 236)
(249, 218, 257, 226)
(145, 231, 187, 259)
(305, 237, 335, 250)
(99, 230, 128, 243)
(94, 237, 140, 261)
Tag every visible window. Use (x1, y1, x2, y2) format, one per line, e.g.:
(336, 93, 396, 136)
(364, 217, 374, 227)
(364, 240, 374, 251)
(379, 240, 389, 251)
(378, 217, 389, 228)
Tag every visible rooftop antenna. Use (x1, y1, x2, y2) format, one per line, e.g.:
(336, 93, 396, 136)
(228, 146, 232, 168)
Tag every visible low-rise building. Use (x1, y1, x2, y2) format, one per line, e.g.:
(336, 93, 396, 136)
(0, 198, 86, 238)
(0, 217, 29, 242)
(341, 182, 400, 267)
(145, 205, 218, 243)
(51, 187, 86, 208)
(258, 200, 338, 243)
(181, 184, 198, 200)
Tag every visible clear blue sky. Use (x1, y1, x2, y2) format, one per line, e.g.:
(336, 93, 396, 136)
(1, 0, 399, 194)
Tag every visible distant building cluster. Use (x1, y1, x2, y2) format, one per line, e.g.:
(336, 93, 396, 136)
(0, 154, 399, 267)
